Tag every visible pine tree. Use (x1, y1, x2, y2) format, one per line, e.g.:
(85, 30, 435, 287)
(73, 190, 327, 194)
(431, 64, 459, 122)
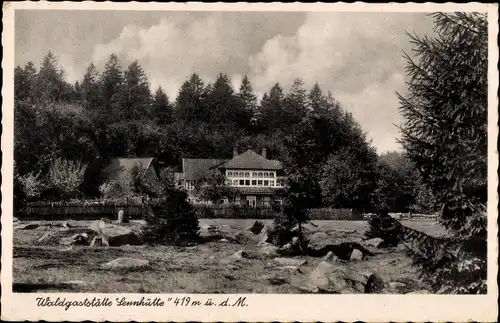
(151, 87, 173, 125)
(175, 73, 208, 123)
(32, 51, 67, 103)
(397, 12, 487, 294)
(124, 60, 151, 120)
(284, 78, 308, 125)
(81, 63, 102, 109)
(258, 83, 285, 133)
(308, 83, 327, 115)
(238, 75, 259, 126)
(100, 54, 126, 120)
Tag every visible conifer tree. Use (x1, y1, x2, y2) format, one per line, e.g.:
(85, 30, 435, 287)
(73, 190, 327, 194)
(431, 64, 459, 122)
(398, 12, 487, 294)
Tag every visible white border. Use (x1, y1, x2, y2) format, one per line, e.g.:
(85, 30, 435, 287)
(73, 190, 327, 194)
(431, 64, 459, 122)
(2, 2, 499, 322)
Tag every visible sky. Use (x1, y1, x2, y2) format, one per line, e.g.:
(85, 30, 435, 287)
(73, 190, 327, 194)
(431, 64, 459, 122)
(15, 10, 435, 153)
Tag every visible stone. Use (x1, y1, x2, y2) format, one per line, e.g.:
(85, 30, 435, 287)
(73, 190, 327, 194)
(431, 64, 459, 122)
(100, 257, 150, 271)
(388, 281, 407, 291)
(308, 261, 336, 290)
(13, 217, 19, 222)
(268, 275, 288, 285)
(198, 224, 222, 243)
(59, 233, 89, 246)
(15, 223, 39, 230)
(350, 249, 364, 261)
(278, 236, 304, 256)
(219, 238, 229, 242)
(117, 210, 124, 224)
(278, 266, 302, 273)
(309, 231, 330, 249)
(259, 243, 279, 258)
(364, 273, 386, 293)
(363, 237, 384, 248)
(89, 221, 142, 246)
(406, 290, 431, 294)
(273, 257, 307, 267)
(257, 225, 274, 246)
(37, 232, 54, 244)
(322, 251, 334, 261)
(90, 235, 109, 247)
(65, 280, 87, 287)
(247, 220, 265, 234)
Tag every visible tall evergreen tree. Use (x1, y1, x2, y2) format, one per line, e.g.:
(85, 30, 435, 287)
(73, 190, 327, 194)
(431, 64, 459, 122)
(398, 12, 487, 294)
(258, 83, 285, 133)
(284, 78, 309, 125)
(123, 60, 151, 120)
(32, 51, 67, 103)
(100, 54, 126, 120)
(151, 87, 173, 125)
(175, 73, 208, 123)
(80, 63, 102, 109)
(238, 75, 259, 126)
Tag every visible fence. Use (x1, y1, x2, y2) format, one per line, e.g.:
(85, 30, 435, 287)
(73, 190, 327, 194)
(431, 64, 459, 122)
(22, 200, 145, 221)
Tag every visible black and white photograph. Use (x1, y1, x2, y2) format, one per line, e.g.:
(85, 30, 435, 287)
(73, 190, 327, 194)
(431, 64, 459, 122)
(2, 2, 498, 322)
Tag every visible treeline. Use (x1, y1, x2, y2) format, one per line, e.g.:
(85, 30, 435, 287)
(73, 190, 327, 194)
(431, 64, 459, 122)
(14, 51, 431, 212)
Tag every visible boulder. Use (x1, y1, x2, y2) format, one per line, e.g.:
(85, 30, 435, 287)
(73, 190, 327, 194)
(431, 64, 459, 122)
(406, 290, 431, 294)
(13, 217, 19, 222)
(37, 232, 54, 244)
(322, 251, 334, 261)
(225, 230, 255, 244)
(247, 220, 265, 234)
(363, 238, 384, 248)
(90, 235, 109, 247)
(350, 249, 364, 261)
(364, 273, 386, 293)
(198, 224, 222, 243)
(15, 223, 39, 230)
(59, 233, 89, 246)
(258, 225, 274, 246)
(259, 243, 279, 258)
(308, 261, 336, 290)
(267, 275, 288, 285)
(278, 236, 307, 256)
(273, 257, 307, 267)
(309, 231, 330, 249)
(100, 257, 150, 271)
(89, 221, 142, 246)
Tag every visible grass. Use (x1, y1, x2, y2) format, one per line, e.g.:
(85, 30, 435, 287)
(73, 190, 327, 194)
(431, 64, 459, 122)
(12, 219, 446, 293)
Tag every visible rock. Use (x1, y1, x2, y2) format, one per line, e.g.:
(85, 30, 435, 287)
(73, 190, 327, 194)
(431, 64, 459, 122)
(89, 221, 142, 246)
(388, 281, 407, 291)
(225, 230, 255, 244)
(273, 257, 307, 267)
(258, 225, 274, 246)
(37, 232, 54, 244)
(278, 236, 304, 256)
(247, 220, 265, 234)
(100, 257, 150, 271)
(309, 231, 330, 249)
(198, 225, 222, 242)
(322, 251, 334, 261)
(90, 235, 109, 247)
(231, 250, 248, 260)
(259, 243, 279, 258)
(363, 238, 384, 248)
(59, 233, 89, 246)
(278, 265, 302, 273)
(350, 249, 364, 261)
(13, 217, 19, 222)
(65, 280, 87, 287)
(406, 290, 431, 294)
(308, 261, 336, 290)
(364, 273, 386, 293)
(15, 223, 39, 230)
(219, 238, 229, 242)
(268, 275, 288, 285)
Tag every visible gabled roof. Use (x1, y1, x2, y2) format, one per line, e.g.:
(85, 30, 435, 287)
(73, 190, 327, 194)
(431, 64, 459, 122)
(105, 157, 154, 181)
(183, 158, 228, 181)
(217, 149, 283, 170)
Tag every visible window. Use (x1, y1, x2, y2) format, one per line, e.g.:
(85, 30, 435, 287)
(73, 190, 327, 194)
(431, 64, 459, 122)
(251, 180, 257, 185)
(258, 180, 263, 186)
(186, 181, 194, 190)
(263, 196, 271, 207)
(258, 172, 263, 178)
(270, 181, 274, 186)
(239, 172, 244, 177)
(239, 179, 245, 185)
(227, 171, 232, 177)
(247, 196, 256, 208)
(245, 180, 250, 186)
(264, 180, 269, 186)
(245, 172, 250, 177)
(252, 172, 257, 177)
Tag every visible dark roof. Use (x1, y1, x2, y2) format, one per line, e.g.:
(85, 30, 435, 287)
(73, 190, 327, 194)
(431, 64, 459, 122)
(183, 158, 228, 181)
(217, 149, 283, 170)
(235, 186, 285, 195)
(105, 158, 155, 181)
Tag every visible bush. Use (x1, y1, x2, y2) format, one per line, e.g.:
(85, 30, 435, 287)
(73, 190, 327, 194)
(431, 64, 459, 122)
(142, 189, 200, 245)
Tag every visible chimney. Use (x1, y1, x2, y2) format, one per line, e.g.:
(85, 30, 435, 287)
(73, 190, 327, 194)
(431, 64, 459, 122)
(262, 147, 267, 159)
(233, 146, 238, 158)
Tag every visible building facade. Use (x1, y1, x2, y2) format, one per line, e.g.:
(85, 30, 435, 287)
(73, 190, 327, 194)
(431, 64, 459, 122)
(175, 148, 286, 207)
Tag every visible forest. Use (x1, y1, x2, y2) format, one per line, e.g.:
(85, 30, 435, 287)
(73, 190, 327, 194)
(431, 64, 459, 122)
(14, 51, 431, 212)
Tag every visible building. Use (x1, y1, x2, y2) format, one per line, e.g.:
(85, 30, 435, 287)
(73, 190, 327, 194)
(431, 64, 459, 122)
(103, 157, 160, 199)
(175, 148, 286, 207)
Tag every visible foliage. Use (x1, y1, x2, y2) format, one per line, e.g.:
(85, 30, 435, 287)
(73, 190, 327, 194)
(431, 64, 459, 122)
(397, 12, 488, 294)
(99, 171, 133, 200)
(46, 158, 87, 199)
(18, 171, 45, 200)
(198, 172, 238, 204)
(142, 189, 200, 245)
